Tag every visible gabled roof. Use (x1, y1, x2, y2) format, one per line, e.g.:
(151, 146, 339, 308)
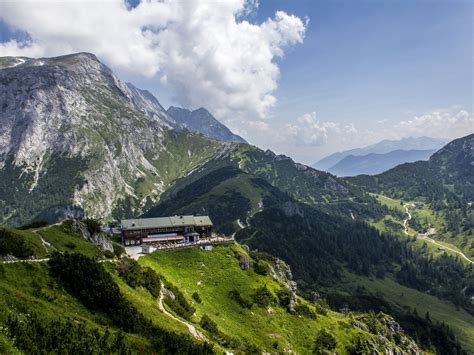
(121, 215, 213, 230)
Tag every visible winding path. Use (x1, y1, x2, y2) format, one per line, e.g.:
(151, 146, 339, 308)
(420, 235, 473, 264)
(403, 205, 412, 235)
(157, 284, 206, 341)
(402, 204, 473, 264)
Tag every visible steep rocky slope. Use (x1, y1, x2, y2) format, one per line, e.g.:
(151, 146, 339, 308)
(167, 106, 246, 143)
(0, 53, 221, 225)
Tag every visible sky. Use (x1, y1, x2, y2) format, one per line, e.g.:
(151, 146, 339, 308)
(0, 0, 472, 164)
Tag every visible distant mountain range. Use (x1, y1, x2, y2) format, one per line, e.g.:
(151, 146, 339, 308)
(167, 106, 246, 143)
(313, 136, 448, 176)
(328, 149, 436, 177)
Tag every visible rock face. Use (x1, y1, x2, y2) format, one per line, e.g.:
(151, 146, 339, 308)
(167, 106, 247, 143)
(71, 219, 113, 252)
(0, 53, 221, 226)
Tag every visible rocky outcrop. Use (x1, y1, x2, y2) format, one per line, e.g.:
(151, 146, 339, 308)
(167, 106, 246, 143)
(0, 53, 223, 225)
(71, 219, 113, 252)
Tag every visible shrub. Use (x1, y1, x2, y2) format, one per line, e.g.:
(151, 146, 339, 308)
(277, 288, 293, 307)
(253, 260, 269, 275)
(0, 228, 35, 258)
(117, 258, 161, 298)
(314, 329, 337, 353)
(200, 315, 219, 335)
(112, 242, 126, 257)
(163, 281, 195, 320)
(295, 304, 317, 319)
(229, 289, 253, 309)
(18, 221, 49, 230)
(252, 285, 275, 308)
(6, 313, 129, 354)
(103, 250, 115, 259)
(192, 291, 202, 303)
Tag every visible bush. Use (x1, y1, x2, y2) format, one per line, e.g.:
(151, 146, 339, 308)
(113, 242, 126, 257)
(117, 258, 161, 298)
(103, 250, 115, 259)
(200, 315, 219, 334)
(18, 221, 49, 230)
(6, 313, 129, 354)
(229, 289, 253, 309)
(192, 292, 202, 303)
(277, 288, 293, 307)
(295, 304, 317, 319)
(253, 260, 269, 275)
(163, 281, 195, 320)
(252, 285, 275, 308)
(0, 228, 35, 258)
(314, 329, 337, 353)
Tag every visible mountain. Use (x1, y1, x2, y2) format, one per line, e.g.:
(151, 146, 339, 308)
(348, 134, 474, 264)
(1, 53, 472, 352)
(0, 53, 224, 226)
(0, 222, 422, 353)
(348, 134, 474, 201)
(313, 136, 448, 171)
(328, 149, 436, 176)
(167, 106, 247, 143)
(0, 53, 371, 227)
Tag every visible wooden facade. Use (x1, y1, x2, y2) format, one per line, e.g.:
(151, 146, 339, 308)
(121, 215, 213, 245)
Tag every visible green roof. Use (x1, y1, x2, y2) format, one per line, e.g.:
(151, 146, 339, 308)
(121, 215, 213, 230)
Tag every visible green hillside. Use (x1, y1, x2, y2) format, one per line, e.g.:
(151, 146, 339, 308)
(0, 223, 420, 353)
(143, 154, 474, 353)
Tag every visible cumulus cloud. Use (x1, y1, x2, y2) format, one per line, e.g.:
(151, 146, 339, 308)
(0, 0, 306, 119)
(392, 108, 473, 139)
(284, 112, 358, 146)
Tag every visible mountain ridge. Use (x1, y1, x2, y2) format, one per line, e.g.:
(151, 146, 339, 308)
(328, 149, 436, 176)
(167, 106, 247, 143)
(313, 136, 448, 171)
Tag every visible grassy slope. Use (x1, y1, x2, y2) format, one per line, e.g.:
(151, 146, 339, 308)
(0, 225, 418, 353)
(140, 244, 390, 353)
(372, 194, 473, 263)
(0, 225, 199, 352)
(367, 194, 474, 349)
(345, 274, 474, 351)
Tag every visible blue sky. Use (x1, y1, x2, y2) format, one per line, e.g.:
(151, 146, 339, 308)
(0, 0, 472, 163)
(256, 0, 472, 127)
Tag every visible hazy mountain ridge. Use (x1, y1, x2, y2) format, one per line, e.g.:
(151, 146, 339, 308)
(313, 136, 448, 172)
(167, 106, 247, 143)
(328, 149, 436, 176)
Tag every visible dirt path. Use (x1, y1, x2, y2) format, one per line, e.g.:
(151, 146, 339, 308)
(403, 205, 412, 235)
(0, 258, 50, 264)
(402, 204, 473, 263)
(158, 285, 206, 341)
(420, 235, 473, 264)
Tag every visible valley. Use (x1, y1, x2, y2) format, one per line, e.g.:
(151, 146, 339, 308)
(0, 53, 472, 353)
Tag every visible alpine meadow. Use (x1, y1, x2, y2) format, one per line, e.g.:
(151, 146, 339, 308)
(0, 0, 473, 354)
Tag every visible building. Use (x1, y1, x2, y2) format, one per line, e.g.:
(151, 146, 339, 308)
(121, 215, 213, 246)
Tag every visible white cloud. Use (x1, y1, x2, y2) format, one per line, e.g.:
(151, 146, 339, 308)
(284, 112, 357, 146)
(0, 0, 306, 120)
(392, 108, 473, 139)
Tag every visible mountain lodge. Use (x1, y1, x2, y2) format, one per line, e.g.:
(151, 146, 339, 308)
(121, 215, 213, 246)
